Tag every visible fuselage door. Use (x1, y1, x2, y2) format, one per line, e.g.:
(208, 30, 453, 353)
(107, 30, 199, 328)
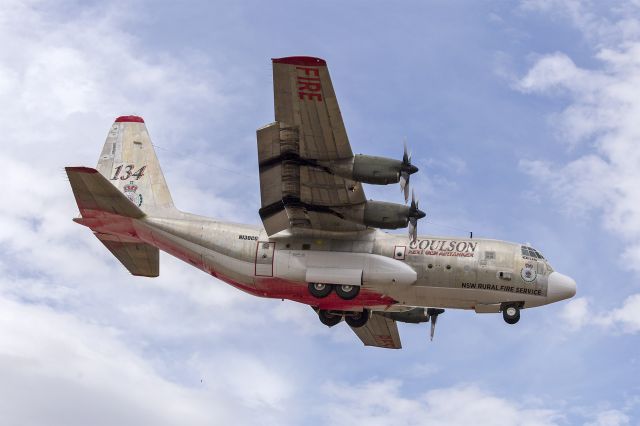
(477, 249, 497, 284)
(255, 241, 275, 277)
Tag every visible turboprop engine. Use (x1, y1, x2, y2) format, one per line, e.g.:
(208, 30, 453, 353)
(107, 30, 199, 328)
(343, 190, 425, 241)
(325, 143, 419, 202)
(363, 200, 422, 229)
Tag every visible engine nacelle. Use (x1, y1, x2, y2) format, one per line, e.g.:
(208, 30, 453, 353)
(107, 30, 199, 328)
(378, 308, 430, 323)
(363, 201, 411, 229)
(329, 155, 403, 185)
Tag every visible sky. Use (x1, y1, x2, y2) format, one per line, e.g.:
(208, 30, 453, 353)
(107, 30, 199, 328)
(1, 0, 639, 424)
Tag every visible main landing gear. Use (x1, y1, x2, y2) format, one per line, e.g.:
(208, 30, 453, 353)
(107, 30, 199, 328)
(318, 309, 342, 327)
(308, 282, 332, 298)
(317, 309, 370, 328)
(308, 283, 361, 300)
(502, 303, 521, 324)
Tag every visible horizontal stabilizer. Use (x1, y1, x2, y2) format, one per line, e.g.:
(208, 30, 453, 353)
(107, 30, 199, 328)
(96, 233, 159, 277)
(66, 167, 145, 218)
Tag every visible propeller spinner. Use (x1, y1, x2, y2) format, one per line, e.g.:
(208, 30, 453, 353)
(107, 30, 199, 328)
(400, 140, 419, 203)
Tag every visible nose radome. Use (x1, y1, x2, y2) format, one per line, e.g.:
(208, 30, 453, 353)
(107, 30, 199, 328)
(547, 272, 577, 302)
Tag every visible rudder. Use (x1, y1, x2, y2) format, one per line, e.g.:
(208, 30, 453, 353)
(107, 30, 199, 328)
(96, 115, 175, 214)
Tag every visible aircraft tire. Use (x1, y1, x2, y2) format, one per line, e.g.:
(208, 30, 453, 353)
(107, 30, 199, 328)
(345, 310, 369, 328)
(502, 305, 520, 324)
(335, 284, 360, 300)
(308, 282, 332, 298)
(318, 310, 342, 327)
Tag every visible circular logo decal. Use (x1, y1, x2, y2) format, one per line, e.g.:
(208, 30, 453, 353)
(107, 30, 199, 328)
(521, 262, 537, 283)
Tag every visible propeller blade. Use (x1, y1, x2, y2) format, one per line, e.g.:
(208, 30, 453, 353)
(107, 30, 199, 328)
(400, 140, 418, 203)
(427, 308, 445, 341)
(404, 181, 410, 204)
(430, 316, 437, 341)
(403, 139, 409, 164)
(409, 219, 417, 242)
(400, 171, 410, 203)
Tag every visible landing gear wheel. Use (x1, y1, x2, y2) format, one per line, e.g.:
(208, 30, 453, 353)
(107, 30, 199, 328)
(318, 310, 342, 327)
(345, 309, 369, 328)
(308, 282, 332, 298)
(335, 284, 360, 300)
(502, 305, 520, 324)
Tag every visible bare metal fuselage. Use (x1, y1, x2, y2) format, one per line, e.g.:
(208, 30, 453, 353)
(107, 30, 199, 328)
(112, 212, 567, 314)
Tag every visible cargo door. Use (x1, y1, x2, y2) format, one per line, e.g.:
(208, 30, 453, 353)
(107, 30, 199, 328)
(255, 241, 275, 277)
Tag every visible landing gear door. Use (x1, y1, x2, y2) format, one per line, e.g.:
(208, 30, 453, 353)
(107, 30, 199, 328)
(255, 241, 275, 277)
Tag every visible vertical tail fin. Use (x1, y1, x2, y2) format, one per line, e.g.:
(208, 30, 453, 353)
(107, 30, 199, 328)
(96, 115, 176, 214)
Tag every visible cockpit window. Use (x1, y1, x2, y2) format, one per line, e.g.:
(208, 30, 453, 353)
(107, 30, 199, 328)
(521, 246, 545, 259)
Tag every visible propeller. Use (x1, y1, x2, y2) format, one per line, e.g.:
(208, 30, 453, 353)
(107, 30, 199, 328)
(408, 189, 426, 242)
(427, 308, 445, 341)
(400, 140, 419, 203)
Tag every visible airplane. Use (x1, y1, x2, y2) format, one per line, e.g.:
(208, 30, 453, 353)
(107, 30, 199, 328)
(66, 56, 576, 349)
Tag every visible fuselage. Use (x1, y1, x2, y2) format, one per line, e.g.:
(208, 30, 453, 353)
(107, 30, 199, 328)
(124, 212, 576, 314)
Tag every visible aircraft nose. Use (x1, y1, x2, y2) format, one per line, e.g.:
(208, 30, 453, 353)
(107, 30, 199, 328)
(547, 272, 577, 302)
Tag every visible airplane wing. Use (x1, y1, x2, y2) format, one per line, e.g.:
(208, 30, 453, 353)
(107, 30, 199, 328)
(351, 312, 402, 349)
(257, 56, 367, 235)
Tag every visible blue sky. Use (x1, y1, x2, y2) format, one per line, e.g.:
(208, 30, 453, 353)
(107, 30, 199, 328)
(1, 0, 639, 424)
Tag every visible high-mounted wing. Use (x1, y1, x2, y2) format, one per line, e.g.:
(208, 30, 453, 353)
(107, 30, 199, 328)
(351, 312, 402, 349)
(257, 56, 367, 235)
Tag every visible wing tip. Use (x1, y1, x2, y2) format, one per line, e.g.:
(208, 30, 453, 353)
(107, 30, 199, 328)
(65, 166, 98, 174)
(115, 115, 145, 123)
(272, 56, 326, 66)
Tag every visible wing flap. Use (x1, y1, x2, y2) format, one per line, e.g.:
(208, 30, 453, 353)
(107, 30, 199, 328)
(351, 312, 402, 349)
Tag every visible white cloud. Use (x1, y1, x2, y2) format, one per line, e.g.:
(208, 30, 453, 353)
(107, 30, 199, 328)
(322, 380, 561, 426)
(0, 297, 239, 426)
(519, 0, 640, 46)
(517, 4, 640, 265)
(0, 2, 292, 424)
(560, 297, 590, 331)
(601, 294, 640, 333)
(559, 294, 640, 334)
(585, 409, 630, 426)
(515, 3, 640, 339)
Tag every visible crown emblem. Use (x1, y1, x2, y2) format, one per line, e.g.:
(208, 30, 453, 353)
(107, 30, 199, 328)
(123, 181, 143, 207)
(123, 182, 138, 193)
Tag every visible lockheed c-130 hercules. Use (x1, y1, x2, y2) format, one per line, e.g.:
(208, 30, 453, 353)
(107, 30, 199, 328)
(66, 56, 576, 349)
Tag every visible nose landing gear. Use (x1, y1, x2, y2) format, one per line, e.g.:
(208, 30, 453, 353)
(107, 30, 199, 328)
(502, 304, 521, 324)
